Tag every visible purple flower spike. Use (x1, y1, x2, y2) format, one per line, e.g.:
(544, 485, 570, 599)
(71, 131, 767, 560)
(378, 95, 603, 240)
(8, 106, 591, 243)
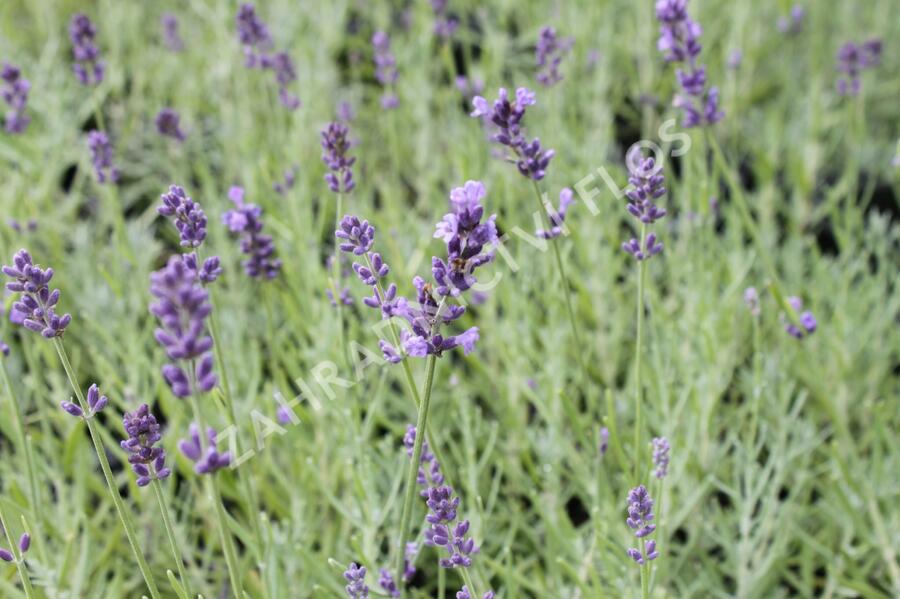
(625, 485, 660, 565)
(161, 14, 184, 52)
(656, 0, 723, 128)
(150, 256, 217, 396)
(179, 423, 231, 475)
(404, 425, 444, 490)
(267, 52, 301, 110)
(86, 130, 119, 184)
(535, 26, 573, 86)
(235, 3, 272, 68)
(155, 108, 186, 142)
(336, 216, 375, 255)
(782, 296, 817, 339)
(18, 533, 30, 554)
(470, 88, 554, 181)
(122, 403, 171, 487)
(158, 185, 207, 247)
(3, 249, 72, 339)
(777, 5, 805, 35)
(321, 122, 356, 193)
(652, 437, 670, 478)
(69, 13, 104, 85)
(431, 0, 458, 40)
(622, 150, 667, 261)
(836, 39, 882, 96)
(537, 187, 576, 239)
(222, 187, 282, 280)
(343, 562, 369, 598)
(372, 31, 399, 110)
(378, 569, 399, 597)
(1, 63, 30, 134)
(423, 485, 480, 569)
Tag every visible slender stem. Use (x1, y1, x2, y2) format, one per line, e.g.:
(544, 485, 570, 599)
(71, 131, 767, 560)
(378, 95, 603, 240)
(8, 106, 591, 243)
(186, 369, 244, 599)
(0, 504, 35, 599)
(529, 180, 584, 371)
(633, 224, 647, 483)
(0, 361, 40, 520)
(331, 192, 349, 366)
(460, 567, 480, 599)
(151, 479, 191, 597)
(640, 542, 649, 599)
(749, 315, 762, 445)
(52, 339, 161, 599)
(395, 354, 438, 587)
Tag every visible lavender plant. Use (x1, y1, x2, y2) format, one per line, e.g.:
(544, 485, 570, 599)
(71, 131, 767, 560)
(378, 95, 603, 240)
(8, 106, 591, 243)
(1, 63, 29, 134)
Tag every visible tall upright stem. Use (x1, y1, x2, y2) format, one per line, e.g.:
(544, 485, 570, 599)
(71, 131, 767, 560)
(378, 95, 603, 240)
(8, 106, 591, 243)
(633, 224, 648, 483)
(52, 339, 161, 599)
(187, 369, 244, 599)
(331, 192, 349, 365)
(529, 180, 584, 370)
(394, 354, 438, 588)
(0, 504, 35, 599)
(460, 567, 480, 599)
(151, 479, 191, 597)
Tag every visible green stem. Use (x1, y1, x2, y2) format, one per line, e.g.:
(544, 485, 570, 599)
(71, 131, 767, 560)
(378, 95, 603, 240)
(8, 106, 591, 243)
(52, 339, 161, 599)
(151, 479, 191, 597)
(395, 354, 438, 588)
(460, 567, 480, 599)
(633, 224, 647, 483)
(0, 360, 40, 522)
(331, 191, 349, 366)
(186, 370, 244, 599)
(529, 180, 584, 371)
(0, 504, 35, 599)
(749, 315, 762, 445)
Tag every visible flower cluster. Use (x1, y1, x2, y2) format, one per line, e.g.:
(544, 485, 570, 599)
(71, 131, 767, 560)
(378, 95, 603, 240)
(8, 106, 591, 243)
(431, 0, 458, 40)
(535, 26, 573, 86)
(652, 436, 670, 479)
(60, 383, 108, 419)
(121, 403, 171, 487)
(86, 130, 120, 184)
(179, 423, 231, 475)
(622, 150, 667, 261)
(69, 13, 104, 85)
(155, 108, 186, 142)
(321, 122, 356, 193)
(161, 13, 184, 52)
(423, 485, 479, 568)
(782, 296, 817, 339)
(1, 63, 30, 134)
(470, 87, 555, 181)
(235, 4, 300, 109)
(149, 256, 217, 397)
(158, 185, 207, 247)
(378, 569, 399, 597)
(777, 5, 805, 35)
(372, 32, 399, 110)
(222, 187, 282, 280)
(343, 562, 368, 598)
(835, 39, 882, 96)
(3, 250, 72, 338)
(0, 533, 30, 563)
(536, 188, 575, 239)
(403, 425, 444, 489)
(656, 0, 723, 128)
(625, 485, 660, 565)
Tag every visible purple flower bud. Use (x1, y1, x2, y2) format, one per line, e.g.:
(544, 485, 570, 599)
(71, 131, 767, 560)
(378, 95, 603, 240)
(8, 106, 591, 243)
(0, 549, 13, 562)
(343, 562, 369, 598)
(18, 533, 30, 553)
(60, 401, 84, 417)
(652, 436, 670, 478)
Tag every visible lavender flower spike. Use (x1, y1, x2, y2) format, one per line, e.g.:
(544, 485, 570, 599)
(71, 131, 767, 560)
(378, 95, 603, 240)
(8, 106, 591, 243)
(178, 423, 231, 474)
(423, 485, 480, 569)
(86, 130, 120, 184)
(378, 569, 399, 597)
(235, 3, 272, 68)
(149, 256, 217, 397)
(321, 122, 356, 193)
(121, 403, 171, 487)
(343, 562, 369, 598)
(622, 149, 667, 261)
(158, 185, 207, 247)
(3, 249, 72, 338)
(1, 64, 30, 134)
(431, 0, 458, 40)
(155, 108, 186, 142)
(161, 14, 184, 52)
(470, 87, 554, 181)
(652, 437, 670, 478)
(625, 485, 660, 565)
(372, 31, 399, 109)
(836, 39, 882, 96)
(69, 13, 104, 85)
(222, 187, 282, 279)
(782, 296, 817, 339)
(535, 26, 573, 87)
